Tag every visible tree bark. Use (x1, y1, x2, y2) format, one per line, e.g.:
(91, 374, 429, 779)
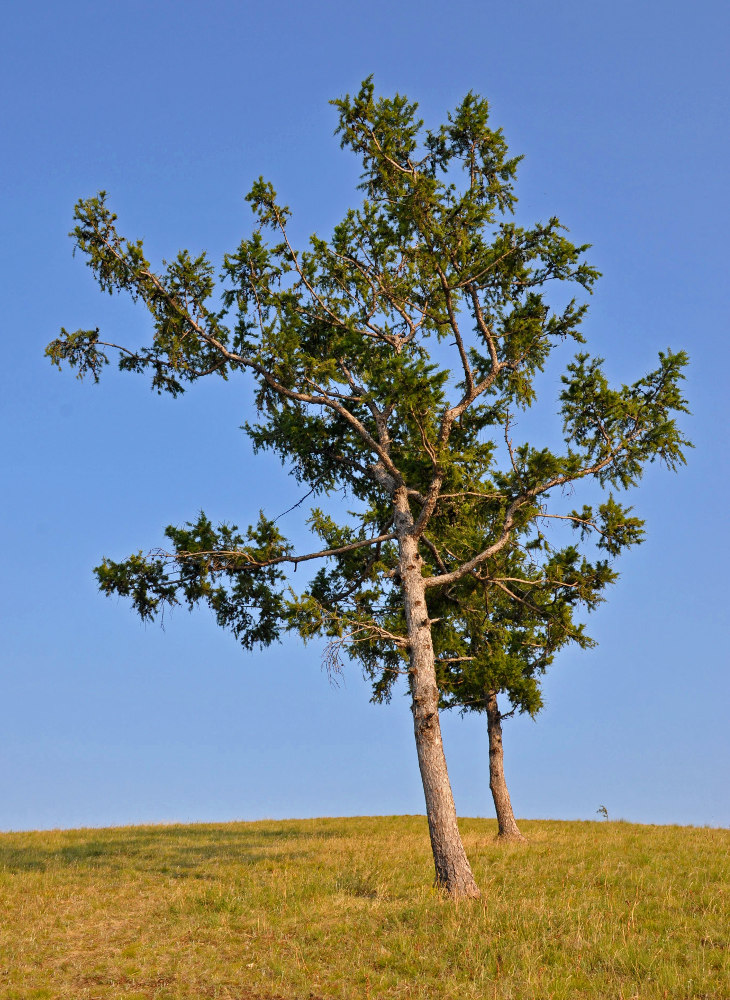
(486, 689, 526, 842)
(395, 490, 481, 899)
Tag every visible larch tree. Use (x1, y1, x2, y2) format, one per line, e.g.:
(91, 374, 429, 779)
(47, 79, 690, 899)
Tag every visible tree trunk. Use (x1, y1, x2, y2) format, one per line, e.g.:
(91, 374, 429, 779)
(486, 689, 526, 842)
(395, 491, 481, 899)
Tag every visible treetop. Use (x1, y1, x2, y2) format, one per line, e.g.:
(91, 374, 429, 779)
(47, 78, 690, 715)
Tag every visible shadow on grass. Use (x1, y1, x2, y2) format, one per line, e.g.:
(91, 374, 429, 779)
(0, 822, 337, 875)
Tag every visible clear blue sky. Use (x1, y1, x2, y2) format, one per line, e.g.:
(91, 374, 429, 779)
(2, 0, 727, 832)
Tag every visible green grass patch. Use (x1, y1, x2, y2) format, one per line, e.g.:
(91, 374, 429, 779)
(0, 816, 726, 998)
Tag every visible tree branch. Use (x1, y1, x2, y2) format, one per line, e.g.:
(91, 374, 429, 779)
(164, 531, 397, 571)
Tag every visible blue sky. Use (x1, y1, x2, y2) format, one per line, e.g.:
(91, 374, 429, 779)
(2, 0, 727, 831)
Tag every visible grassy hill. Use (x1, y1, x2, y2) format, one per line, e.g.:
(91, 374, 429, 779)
(0, 816, 726, 999)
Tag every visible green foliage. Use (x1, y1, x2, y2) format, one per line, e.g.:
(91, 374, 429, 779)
(96, 513, 290, 649)
(47, 79, 690, 718)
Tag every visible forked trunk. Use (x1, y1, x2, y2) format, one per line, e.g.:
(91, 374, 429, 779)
(396, 495, 480, 899)
(486, 689, 526, 842)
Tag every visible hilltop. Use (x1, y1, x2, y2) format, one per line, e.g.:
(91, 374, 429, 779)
(0, 816, 726, 998)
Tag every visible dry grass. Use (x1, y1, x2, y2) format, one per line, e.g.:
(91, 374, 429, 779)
(0, 816, 727, 999)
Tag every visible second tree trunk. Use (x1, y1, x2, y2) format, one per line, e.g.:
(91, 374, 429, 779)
(486, 690, 525, 841)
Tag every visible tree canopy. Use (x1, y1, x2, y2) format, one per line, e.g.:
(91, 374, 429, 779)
(47, 78, 690, 896)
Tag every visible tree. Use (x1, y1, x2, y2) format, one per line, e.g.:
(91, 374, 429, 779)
(433, 534, 626, 842)
(47, 79, 690, 898)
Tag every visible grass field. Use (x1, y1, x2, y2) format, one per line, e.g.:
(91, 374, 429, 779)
(0, 815, 726, 999)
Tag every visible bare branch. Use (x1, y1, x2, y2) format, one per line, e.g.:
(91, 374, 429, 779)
(433, 260, 474, 397)
(456, 243, 522, 289)
(436, 490, 507, 502)
(537, 512, 611, 540)
(272, 486, 318, 523)
(420, 533, 448, 574)
(505, 415, 520, 475)
(164, 531, 397, 571)
(464, 282, 500, 387)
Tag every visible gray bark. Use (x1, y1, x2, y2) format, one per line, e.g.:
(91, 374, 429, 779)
(395, 488, 481, 899)
(486, 689, 526, 842)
